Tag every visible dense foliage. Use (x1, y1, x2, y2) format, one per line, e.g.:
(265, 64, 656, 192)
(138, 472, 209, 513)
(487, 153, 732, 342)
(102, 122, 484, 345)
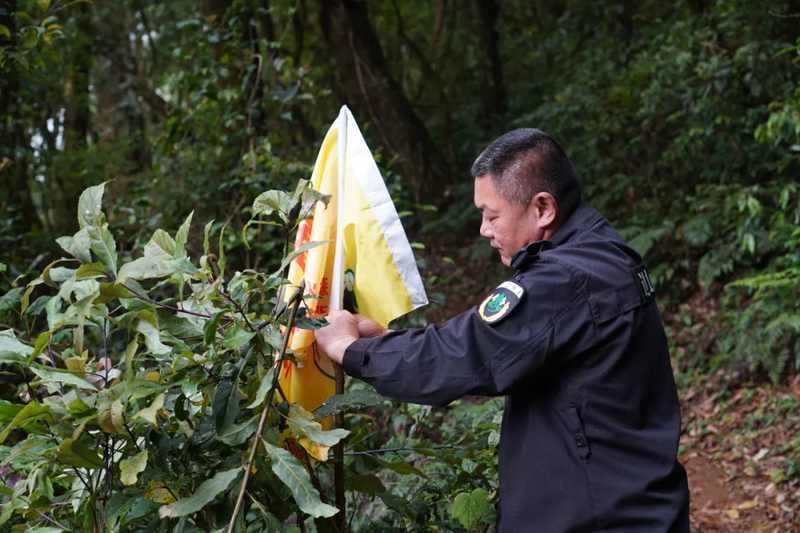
(2, 0, 800, 530)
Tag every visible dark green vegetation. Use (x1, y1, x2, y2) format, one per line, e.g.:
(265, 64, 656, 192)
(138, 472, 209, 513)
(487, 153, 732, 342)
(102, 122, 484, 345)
(1, 0, 799, 531)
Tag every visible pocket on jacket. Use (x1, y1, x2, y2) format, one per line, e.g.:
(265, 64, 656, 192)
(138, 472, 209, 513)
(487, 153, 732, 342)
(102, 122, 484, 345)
(563, 406, 591, 458)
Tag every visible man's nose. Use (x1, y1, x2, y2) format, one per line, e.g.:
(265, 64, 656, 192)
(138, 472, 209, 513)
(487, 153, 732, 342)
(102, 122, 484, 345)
(480, 218, 493, 239)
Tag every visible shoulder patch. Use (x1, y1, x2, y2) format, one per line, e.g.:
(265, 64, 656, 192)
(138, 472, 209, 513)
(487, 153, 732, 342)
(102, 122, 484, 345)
(478, 281, 525, 324)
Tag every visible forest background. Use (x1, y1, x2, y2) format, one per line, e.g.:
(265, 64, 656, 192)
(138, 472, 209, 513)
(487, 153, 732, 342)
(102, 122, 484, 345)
(1, 0, 800, 532)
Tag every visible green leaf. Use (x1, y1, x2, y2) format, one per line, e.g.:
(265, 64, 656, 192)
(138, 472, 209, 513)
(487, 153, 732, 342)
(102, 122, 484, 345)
(117, 234, 182, 283)
(0, 350, 27, 366)
(75, 262, 106, 278)
(347, 474, 386, 494)
(203, 219, 214, 256)
(253, 190, 294, 220)
(158, 467, 242, 518)
(56, 438, 105, 469)
(217, 415, 258, 446)
(175, 211, 193, 259)
(223, 325, 255, 350)
(263, 441, 338, 518)
(204, 311, 224, 345)
(134, 393, 164, 425)
(213, 378, 239, 431)
(0, 24, 10, 39)
(125, 334, 139, 381)
(151, 229, 176, 256)
(98, 399, 124, 434)
(37, 0, 51, 11)
(0, 402, 52, 444)
(21, 279, 41, 313)
(78, 183, 118, 275)
(71, 279, 100, 315)
(29, 331, 51, 366)
(78, 182, 106, 230)
(218, 222, 228, 277)
(117, 256, 176, 283)
(246, 368, 274, 409)
(0, 288, 21, 318)
(293, 179, 331, 221)
(56, 229, 92, 263)
(0, 329, 33, 360)
(97, 282, 132, 304)
(288, 405, 349, 447)
(120, 450, 148, 485)
(314, 390, 384, 418)
(1, 435, 54, 468)
(275, 240, 331, 277)
(137, 319, 170, 355)
(452, 488, 490, 530)
(0, 402, 23, 423)
(373, 456, 427, 478)
(29, 365, 95, 390)
(250, 497, 287, 532)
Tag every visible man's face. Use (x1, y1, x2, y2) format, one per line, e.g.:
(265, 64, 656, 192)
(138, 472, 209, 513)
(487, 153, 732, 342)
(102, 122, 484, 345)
(474, 176, 544, 266)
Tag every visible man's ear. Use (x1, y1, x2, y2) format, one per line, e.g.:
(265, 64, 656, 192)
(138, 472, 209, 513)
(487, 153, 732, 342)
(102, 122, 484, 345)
(532, 192, 558, 228)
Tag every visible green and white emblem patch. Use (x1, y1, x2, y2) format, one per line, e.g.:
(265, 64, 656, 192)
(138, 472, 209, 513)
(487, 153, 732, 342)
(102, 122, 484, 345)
(478, 281, 525, 324)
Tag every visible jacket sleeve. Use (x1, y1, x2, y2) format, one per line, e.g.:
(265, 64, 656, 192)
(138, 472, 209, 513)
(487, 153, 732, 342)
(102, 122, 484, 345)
(341, 260, 591, 406)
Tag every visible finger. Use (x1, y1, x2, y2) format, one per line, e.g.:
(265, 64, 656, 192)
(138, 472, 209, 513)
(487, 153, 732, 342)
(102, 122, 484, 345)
(354, 314, 374, 325)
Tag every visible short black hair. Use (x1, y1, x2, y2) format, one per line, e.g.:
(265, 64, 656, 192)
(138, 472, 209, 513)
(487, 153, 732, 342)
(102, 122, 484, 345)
(471, 128, 582, 219)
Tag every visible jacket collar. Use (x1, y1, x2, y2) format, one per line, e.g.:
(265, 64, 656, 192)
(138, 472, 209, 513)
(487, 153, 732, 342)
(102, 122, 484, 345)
(510, 203, 602, 270)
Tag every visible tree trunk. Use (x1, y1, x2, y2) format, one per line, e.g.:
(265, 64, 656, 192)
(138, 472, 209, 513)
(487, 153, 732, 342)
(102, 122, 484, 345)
(50, 0, 93, 234)
(64, 2, 92, 152)
(318, 0, 449, 204)
(1, 0, 36, 237)
(475, 0, 505, 125)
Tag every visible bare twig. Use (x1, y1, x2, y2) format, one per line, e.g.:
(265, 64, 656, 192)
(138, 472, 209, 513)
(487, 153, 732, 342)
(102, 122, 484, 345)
(102, 319, 109, 388)
(333, 362, 346, 531)
(343, 445, 461, 457)
(226, 281, 305, 532)
(119, 282, 212, 319)
(34, 509, 72, 531)
(769, 10, 800, 17)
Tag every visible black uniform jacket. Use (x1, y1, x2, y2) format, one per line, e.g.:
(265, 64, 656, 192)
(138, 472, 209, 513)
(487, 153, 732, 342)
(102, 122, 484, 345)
(342, 203, 690, 532)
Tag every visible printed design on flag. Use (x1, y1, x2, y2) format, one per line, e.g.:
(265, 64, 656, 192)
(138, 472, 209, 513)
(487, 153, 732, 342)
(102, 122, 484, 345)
(478, 281, 525, 324)
(344, 269, 359, 312)
(312, 341, 335, 380)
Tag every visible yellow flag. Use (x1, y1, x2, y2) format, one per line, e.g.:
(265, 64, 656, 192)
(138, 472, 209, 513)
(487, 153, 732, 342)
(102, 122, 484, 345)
(279, 106, 428, 423)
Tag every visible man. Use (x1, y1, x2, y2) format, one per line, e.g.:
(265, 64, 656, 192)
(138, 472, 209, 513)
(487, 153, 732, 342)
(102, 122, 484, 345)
(316, 129, 690, 532)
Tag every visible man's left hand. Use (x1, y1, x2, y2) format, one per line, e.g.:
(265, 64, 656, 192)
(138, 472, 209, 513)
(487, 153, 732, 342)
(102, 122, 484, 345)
(315, 310, 359, 364)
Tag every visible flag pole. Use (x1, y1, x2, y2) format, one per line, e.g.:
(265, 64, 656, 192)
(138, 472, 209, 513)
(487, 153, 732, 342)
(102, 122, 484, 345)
(332, 106, 348, 532)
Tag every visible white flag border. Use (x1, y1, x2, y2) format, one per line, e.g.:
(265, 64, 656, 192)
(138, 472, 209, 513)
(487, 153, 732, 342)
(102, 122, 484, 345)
(337, 106, 429, 310)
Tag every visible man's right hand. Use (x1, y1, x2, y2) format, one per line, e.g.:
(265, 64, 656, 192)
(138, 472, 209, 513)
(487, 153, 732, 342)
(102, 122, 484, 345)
(354, 314, 392, 338)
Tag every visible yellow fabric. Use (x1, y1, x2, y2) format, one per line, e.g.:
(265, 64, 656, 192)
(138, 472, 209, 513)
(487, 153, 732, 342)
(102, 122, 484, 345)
(279, 110, 424, 424)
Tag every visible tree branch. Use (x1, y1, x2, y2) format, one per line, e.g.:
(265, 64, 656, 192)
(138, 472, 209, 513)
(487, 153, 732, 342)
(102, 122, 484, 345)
(119, 282, 212, 319)
(343, 445, 461, 456)
(226, 281, 305, 533)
